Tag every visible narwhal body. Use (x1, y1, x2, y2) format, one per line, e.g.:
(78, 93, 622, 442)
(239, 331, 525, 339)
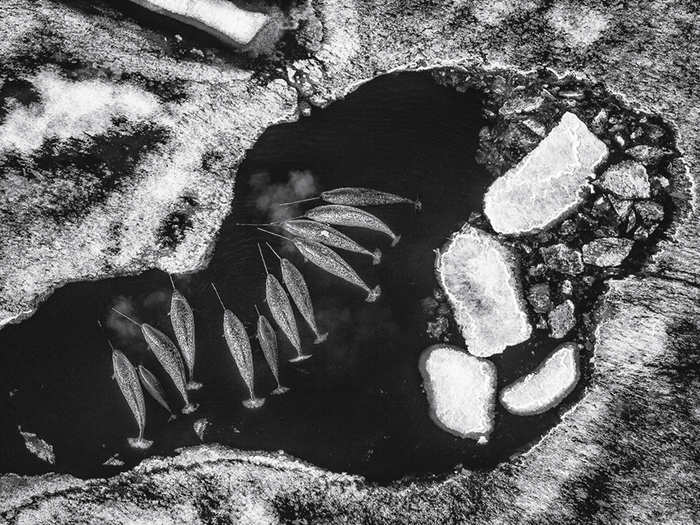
(168, 275, 201, 390)
(212, 284, 265, 409)
(111, 347, 152, 449)
(305, 205, 401, 246)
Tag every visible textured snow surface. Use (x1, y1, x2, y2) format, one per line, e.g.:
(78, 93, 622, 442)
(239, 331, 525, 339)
(484, 112, 609, 234)
(499, 342, 580, 416)
(419, 344, 497, 440)
(436, 224, 531, 357)
(0, 70, 161, 154)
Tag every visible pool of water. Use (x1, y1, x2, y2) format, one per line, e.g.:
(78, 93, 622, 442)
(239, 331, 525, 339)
(0, 71, 574, 483)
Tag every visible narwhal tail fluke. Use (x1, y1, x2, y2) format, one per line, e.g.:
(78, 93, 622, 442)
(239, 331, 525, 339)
(167, 413, 178, 422)
(272, 385, 290, 395)
(313, 331, 328, 344)
(414, 195, 422, 212)
(186, 380, 203, 391)
(127, 437, 153, 450)
(366, 285, 381, 303)
(371, 248, 382, 265)
(242, 396, 266, 409)
(181, 402, 199, 414)
(390, 234, 401, 247)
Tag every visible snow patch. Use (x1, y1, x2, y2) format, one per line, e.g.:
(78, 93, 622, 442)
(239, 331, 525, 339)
(0, 70, 161, 155)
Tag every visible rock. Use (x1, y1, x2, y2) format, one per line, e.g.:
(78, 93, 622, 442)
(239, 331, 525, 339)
(607, 195, 633, 219)
(499, 343, 580, 415)
(596, 160, 651, 198)
(19, 427, 55, 464)
(548, 300, 576, 339)
(625, 145, 672, 165)
(560, 280, 573, 296)
(527, 283, 552, 313)
(498, 96, 544, 117)
(436, 224, 532, 357)
(193, 418, 210, 442)
(634, 201, 665, 225)
(102, 454, 125, 467)
(128, 0, 270, 48)
(582, 237, 635, 267)
(418, 344, 497, 440)
(540, 244, 584, 275)
(484, 112, 608, 234)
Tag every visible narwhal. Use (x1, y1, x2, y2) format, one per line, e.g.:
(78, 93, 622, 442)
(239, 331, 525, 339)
(281, 187, 421, 211)
(280, 219, 382, 265)
(258, 244, 310, 363)
(259, 229, 381, 303)
(255, 305, 290, 395)
(137, 365, 177, 421)
(266, 242, 327, 344)
(305, 205, 401, 246)
(168, 274, 201, 391)
(111, 308, 198, 414)
(211, 283, 265, 409)
(109, 340, 153, 449)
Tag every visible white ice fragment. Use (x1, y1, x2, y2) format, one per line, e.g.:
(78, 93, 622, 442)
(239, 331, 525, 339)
(0, 71, 161, 155)
(128, 0, 270, 47)
(419, 344, 497, 440)
(484, 112, 609, 234)
(436, 224, 531, 357)
(19, 427, 55, 464)
(499, 342, 580, 416)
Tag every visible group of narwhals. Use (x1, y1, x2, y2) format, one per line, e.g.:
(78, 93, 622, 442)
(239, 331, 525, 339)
(108, 187, 421, 450)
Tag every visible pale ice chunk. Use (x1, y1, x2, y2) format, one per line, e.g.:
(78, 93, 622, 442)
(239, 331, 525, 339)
(419, 344, 497, 440)
(436, 224, 531, 357)
(129, 0, 270, 47)
(499, 342, 580, 416)
(484, 112, 609, 234)
(19, 427, 55, 464)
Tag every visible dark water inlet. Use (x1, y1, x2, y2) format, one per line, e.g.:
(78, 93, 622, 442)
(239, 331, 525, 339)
(0, 71, 574, 483)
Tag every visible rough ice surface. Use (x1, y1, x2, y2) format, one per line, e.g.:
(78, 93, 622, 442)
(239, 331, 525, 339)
(418, 344, 497, 440)
(596, 160, 651, 199)
(129, 0, 270, 47)
(582, 237, 635, 267)
(484, 112, 609, 234)
(499, 343, 580, 416)
(436, 224, 531, 357)
(0, 70, 160, 155)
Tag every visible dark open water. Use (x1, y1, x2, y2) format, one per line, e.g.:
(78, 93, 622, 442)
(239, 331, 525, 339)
(0, 72, 571, 483)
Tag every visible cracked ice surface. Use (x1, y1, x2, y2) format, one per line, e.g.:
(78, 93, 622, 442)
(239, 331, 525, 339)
(436, 224, 531, 357)
(499, 342, 580, 416)
(419, 344, 497, 440)
(484, 112, 609, 234)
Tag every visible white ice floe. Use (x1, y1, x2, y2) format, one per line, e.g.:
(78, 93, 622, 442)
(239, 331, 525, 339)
(484, 112, 608, 234)
(0, 70, 160, 155)
(19, 427, 55, 464)
(436, 224, 531, 357)
(129, 0, 270, 47)
(419, 344, 497, 441)
(499, 342, 580, 416)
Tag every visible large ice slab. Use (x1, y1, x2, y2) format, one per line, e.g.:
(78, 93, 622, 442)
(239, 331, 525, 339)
(484, 112, 609, 234)
(419, 344, 497, 441)
(499, 342, 580, 416)
(128, 0, 270, 47)
(436, 224, 531, 357)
